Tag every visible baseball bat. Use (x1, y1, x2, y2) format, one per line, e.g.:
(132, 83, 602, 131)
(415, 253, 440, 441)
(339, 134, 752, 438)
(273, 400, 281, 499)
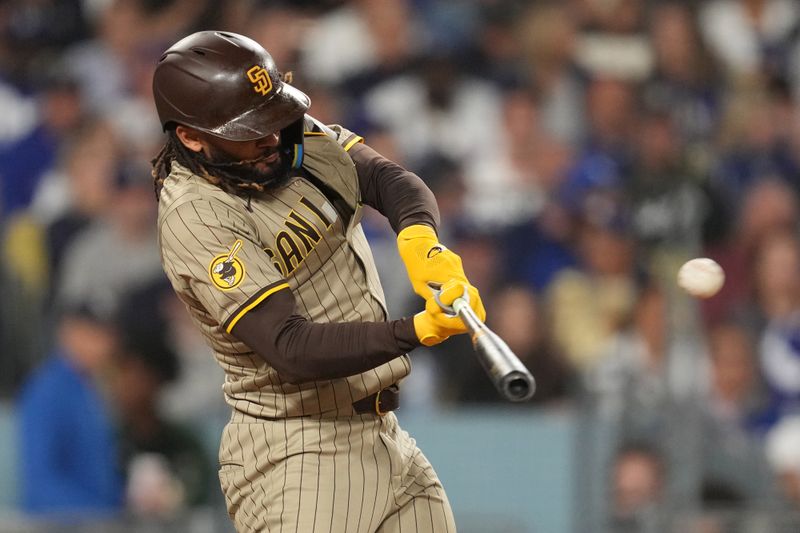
(452, 297, 536, 402)
(226, 240, 243, 261)
(430, 284, 536, 402)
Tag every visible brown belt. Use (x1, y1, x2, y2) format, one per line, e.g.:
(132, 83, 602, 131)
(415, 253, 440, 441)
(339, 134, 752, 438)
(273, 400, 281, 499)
(352, 385, 399, 416)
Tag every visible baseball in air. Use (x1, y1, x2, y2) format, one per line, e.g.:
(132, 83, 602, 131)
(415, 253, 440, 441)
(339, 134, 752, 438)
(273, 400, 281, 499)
(677, 258, 725, 298)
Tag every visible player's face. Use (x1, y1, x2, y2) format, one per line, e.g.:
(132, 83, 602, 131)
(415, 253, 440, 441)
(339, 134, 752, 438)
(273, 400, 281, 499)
(206, 133, 285, 179)
(176, 125, 292, 188)
(204, 132, 279, 163)
(208, 132, 291, 187)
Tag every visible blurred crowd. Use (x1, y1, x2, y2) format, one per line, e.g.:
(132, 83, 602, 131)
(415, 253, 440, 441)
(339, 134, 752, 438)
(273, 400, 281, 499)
(3, 0, 800, 530)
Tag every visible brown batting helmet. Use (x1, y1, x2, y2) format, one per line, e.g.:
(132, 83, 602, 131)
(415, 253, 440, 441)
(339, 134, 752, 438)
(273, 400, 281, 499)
(152, 31, 310, 142)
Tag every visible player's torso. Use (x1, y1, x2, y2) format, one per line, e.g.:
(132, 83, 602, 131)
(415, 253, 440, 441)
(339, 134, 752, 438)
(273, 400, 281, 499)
(246, 174, 384, 322)
(158, 147, 410, 418)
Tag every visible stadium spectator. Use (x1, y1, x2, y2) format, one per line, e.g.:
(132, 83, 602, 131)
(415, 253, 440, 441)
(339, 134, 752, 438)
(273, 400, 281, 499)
(765, 415, 800, 507)
(700, 0, 800, 79)
(113, 286, 213, 516)
(300, 0, 419, 90)
(362, 52, 504, 170)
(609, 441, 666, 533)
(645, 1, 720, 147)
(31, 119, 119, 297)
(547, 190, 638, 370)
(55, 158, 163, 318)
(453, 284, 573, 405)
(0, 67, 83, 221)
(626, 107, 706, 275)
(703, 179, 800, 327)
(16, 301, 123, 517)
(588, 284, 669, 441)
(754, 231, 800, 426)
(701, 321, 773, 503)
(516, 3, 585, 144)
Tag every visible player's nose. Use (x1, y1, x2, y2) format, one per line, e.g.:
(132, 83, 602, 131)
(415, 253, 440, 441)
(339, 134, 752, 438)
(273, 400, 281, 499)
(256, 132, 280, 149)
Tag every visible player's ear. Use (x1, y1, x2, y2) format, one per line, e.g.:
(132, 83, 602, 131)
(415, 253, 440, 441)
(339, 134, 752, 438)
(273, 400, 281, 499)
(175, 125, 205, 153)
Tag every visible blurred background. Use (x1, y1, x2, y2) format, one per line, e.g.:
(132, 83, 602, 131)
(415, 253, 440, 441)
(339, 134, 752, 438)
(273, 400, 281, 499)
(2, 0, 800, 531)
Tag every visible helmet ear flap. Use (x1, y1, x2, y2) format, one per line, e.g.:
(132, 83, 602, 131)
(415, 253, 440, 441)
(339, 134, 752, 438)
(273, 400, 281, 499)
(281, 117, 305, 170)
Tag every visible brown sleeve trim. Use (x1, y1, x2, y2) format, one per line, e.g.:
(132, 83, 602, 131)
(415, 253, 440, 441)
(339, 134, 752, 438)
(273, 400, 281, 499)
(230, 287, 422, 383)
(223, 281, 290, 334)
(394, 316, 420, 351)
(348, 142, 439, 233)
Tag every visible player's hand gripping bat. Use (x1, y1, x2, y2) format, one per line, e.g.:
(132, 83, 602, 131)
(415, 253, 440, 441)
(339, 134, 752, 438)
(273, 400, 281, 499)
(430, 284, 536, 402)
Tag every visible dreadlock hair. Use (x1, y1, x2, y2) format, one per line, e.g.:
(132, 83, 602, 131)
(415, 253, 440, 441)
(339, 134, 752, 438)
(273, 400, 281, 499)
(150, 129, 281, 200)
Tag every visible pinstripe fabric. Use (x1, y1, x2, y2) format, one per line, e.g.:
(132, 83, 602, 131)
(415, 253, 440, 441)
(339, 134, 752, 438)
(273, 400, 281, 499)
(157, 141, 411, 419)
(219, 412, 455, 533)
(158, 123, 452, 532)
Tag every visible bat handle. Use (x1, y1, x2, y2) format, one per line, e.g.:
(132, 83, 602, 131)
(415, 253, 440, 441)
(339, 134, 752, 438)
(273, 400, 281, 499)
(452, 297, 481, 333)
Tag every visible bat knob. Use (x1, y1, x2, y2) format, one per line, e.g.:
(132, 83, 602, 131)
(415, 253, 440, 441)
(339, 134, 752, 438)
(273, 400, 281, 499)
(428, 282, 469, 317)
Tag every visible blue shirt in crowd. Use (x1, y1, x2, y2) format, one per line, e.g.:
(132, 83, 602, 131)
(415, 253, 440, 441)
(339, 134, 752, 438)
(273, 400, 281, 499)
(17, 353, 123, 516)
(0, 125, 58, 219)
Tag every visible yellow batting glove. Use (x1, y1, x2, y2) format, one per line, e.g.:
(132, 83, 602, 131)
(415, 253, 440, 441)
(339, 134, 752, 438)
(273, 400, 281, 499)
(396, 225, 487, 322)
(413, 280, 471, 346)
(397, 224, 464, 299)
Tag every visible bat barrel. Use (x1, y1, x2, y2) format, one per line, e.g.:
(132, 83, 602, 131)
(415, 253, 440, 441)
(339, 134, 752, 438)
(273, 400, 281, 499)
(499, 371, 535, 402)
(453, 298, 536, 402)
(476, 329, 536, 402)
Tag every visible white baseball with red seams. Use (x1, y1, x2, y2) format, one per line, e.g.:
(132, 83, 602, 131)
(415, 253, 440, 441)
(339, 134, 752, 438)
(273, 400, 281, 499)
(677, 258, 725, 298)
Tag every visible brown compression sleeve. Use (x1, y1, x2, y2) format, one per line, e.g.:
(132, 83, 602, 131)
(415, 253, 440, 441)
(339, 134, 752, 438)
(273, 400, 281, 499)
(231, 286, 421, 383)
(349, 142, 440, 233)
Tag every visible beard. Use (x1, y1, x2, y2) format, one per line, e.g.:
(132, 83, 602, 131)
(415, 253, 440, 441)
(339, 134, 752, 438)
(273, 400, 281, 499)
(203, 144, 293, 191)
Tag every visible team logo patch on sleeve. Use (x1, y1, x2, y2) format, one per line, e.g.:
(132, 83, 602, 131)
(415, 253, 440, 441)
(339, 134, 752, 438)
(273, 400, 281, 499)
(209, 240, 246, 290)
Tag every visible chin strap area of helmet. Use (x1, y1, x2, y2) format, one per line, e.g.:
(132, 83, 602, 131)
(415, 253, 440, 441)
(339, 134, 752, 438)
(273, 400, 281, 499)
(281, 117, 305, 170)
(290, 143, 303, 169)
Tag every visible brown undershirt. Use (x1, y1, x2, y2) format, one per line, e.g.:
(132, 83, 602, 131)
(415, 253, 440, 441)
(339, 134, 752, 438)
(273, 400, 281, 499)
(231, 142, 437, 383)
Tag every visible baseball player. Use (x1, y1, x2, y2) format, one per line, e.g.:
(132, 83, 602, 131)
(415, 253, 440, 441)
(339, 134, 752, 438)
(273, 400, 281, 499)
(150, 31, 485, 532)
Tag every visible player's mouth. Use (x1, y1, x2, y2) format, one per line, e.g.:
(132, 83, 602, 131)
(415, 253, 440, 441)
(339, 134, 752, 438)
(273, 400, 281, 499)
(261, 152, 279, 163)
(254, 151, 280, 172)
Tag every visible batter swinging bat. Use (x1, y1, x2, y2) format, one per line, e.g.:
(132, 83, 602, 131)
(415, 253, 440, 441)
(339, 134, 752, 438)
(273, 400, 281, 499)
(432, 285, 536, 402)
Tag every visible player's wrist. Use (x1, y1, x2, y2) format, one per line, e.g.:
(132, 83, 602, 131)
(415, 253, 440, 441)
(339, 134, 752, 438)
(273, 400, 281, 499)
(394, 316, 423, 350)
(397, 223, 438, 243)
(413, 312, 447, 347)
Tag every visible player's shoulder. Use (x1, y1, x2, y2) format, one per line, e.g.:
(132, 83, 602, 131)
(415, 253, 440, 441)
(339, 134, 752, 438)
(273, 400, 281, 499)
(158, 162, 244, 230)
(302, 115, 363, 153)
